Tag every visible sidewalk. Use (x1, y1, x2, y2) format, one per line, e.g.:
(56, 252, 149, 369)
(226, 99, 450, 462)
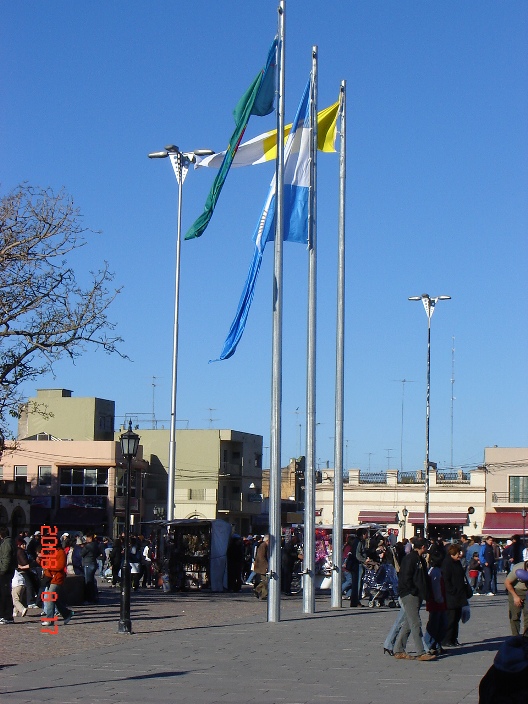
(0, 579, 512, 704)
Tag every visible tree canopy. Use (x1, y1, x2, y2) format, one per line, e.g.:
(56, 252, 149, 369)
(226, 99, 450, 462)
(0, 184, 123, 436)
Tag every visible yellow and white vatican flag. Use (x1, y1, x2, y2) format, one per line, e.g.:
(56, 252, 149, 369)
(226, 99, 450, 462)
(195, 99, 340, 170)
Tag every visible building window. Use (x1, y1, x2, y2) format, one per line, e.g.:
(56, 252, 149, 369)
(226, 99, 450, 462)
(60, 467, 109, 496)
(254, 454, 262, 468)
(189, 488, 205, 501)
(509, 476, 528, 503)
(38, 466, 52, 486)
(0, 466, 3, 480)
(114, 469, 139, 498)
(14, 465, 27, 478)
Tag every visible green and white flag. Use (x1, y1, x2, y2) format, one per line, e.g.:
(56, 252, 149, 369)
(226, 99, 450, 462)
(185, 39, 277, 241)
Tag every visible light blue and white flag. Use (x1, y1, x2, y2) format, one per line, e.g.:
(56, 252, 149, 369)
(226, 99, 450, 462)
(211, 81, 311, 362)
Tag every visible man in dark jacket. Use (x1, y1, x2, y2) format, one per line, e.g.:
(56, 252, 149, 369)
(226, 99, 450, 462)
(0, 526, 17, 624)
(482, 535, 496, 595)
(393, 537, 435, 661)
(81, 532, 101, 603)
(346, 528, 368, 607)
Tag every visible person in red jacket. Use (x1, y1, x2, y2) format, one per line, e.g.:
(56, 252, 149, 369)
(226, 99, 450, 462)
(40, 537, 74, 627)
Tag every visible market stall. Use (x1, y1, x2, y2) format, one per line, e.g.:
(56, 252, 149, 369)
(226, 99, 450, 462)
(164, 519, 232, 592)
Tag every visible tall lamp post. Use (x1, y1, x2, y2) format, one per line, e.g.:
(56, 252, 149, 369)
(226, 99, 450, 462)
(148, 145, 213, 521)
(118, 421, 140, 634)
(408, 293, 451, 539)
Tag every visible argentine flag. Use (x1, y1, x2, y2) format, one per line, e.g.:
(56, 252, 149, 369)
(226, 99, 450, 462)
(212, 81, 312, 362)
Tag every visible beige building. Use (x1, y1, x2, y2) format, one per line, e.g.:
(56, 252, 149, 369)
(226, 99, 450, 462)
(1, 439, 146, 536)
(136, 429, 263, 536)
(315, 467, 487, 539)
(313, 448, 528, 541)
(18, 388, 115, 441)
(482, 446, 528, 537)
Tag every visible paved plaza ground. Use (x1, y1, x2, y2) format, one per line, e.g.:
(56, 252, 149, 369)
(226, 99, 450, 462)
(0, 576, 513, 704)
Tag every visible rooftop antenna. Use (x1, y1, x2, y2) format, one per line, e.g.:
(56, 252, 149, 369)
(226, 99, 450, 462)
(393, 379, 415, 472)
(384, 448, 394, 471)
(451, 336, 455, 470)
(206, 408, 219, 428)
(151, 376, 157, 429)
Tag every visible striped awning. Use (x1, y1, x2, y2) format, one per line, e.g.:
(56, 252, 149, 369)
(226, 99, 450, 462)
(483, 512, 526, 537)
(408, 512, 468, 525)
(358, 511, 399, 525)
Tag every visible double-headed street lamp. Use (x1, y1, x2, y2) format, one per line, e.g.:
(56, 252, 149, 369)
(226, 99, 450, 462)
(409, 293, 451, 539)
(148, 145, 213, 522)
(118, 421, 140, 635)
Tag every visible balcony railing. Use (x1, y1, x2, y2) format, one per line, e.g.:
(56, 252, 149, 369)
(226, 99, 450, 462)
(492, 492, 528, 504)
(219, 462, 242, 477)
(437, 471, 470, 484)
(0, 479, 31, 497)
(398, 471, 425, 484)
(217, 498, 242, 513)
(359, 472, 387, 485)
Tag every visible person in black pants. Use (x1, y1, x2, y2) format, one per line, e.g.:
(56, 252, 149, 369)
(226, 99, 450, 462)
(0, 527, 17, 623)
(441, 543, 469, 647)
(346, 528, 368, 607)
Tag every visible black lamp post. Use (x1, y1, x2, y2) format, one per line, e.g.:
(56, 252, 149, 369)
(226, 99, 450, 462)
(118, 421, 140, 634)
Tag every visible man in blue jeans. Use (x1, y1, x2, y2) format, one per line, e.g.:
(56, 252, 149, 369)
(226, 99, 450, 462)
(482, 535, 496, 596)
(81, 532, 101, 604)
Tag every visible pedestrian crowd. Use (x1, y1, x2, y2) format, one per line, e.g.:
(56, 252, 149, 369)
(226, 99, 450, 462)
(0, 527, 158, 626)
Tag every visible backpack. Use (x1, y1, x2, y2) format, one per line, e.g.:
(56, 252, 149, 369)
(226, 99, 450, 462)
(345, 540, 359, 572)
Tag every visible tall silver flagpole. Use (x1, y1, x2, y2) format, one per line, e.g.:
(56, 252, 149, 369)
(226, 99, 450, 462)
(268, 0, 285, 624)
(331, 81, 346, 609)
(303, 47, 318, 615)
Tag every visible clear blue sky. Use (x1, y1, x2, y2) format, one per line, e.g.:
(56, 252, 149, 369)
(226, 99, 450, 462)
(2, 1, 527, 473)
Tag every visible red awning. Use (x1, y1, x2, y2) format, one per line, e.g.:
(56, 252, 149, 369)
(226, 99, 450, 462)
(483, 512, 527, 537)
(408, 512, 468, 525)
(358, 511, 399, 524)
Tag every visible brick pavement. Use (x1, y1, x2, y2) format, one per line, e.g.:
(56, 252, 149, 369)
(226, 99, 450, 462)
(0, 577, 515, 704)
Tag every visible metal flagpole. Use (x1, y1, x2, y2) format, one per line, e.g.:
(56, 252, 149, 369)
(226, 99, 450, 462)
(331, 80, 346, 609)
(303, 47, 318, 615)
(268, 0, 285, 623)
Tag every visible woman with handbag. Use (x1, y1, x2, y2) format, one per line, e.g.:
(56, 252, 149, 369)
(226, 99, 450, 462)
(441, 543, 470, 648)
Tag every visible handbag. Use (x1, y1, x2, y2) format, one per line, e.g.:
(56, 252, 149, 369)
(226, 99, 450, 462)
(461, 604, 471, 624)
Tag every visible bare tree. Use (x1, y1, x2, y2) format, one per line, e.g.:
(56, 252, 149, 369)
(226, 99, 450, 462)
(0, 184, 123, 435)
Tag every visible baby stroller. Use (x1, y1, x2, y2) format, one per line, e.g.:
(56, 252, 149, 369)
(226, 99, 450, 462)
(366, 563, 399, 608)
(361, 561, 380, 602)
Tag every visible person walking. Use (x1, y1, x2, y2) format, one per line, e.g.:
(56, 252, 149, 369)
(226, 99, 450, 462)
(504, 560, 528, 636)
(392, 537, 436, 661)
(346, 528, 368, 608)
(441, 543, 470, 648)
(81, 532, 101, 604)
(0, 527, 17, 624)
(41, 536, 74, 627)
(482, 535, 496, 595)
(424, 547, 447, 654)
(253, 535, 269, 600)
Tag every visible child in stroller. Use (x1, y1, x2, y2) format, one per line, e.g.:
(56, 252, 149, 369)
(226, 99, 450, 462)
(363, 562, 399, 608)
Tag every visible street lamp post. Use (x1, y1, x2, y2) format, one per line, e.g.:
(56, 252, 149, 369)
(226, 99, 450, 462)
(408, 293, 451, 539)
(522, 508, 527, 552)
(148, 145, 213, 522)
(118, 421, 140, 634)
(401, 507, 408, 541)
